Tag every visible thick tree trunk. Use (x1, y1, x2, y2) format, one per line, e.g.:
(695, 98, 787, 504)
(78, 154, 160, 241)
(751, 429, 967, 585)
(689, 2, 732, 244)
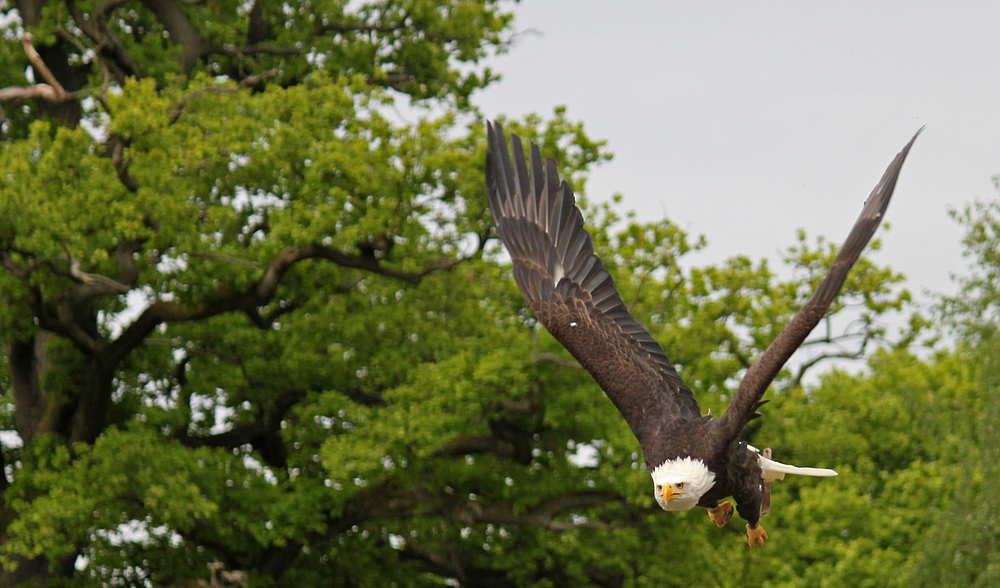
(0, 551, 77, 588)
(0, 555, 53, 588)
(140, 0, 211, 74)
(70, 358, 116, 444)
(14, 0, 45, 28)
(4, 334, 106, 585)
(8, 334, 52, 444)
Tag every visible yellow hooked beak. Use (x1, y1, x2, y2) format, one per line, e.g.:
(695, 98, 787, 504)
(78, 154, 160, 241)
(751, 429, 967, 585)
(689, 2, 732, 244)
(662, 483, 683, 503)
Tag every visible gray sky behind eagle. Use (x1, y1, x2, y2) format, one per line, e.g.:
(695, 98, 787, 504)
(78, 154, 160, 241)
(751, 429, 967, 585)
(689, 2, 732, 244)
(476, 2, 1000, 316)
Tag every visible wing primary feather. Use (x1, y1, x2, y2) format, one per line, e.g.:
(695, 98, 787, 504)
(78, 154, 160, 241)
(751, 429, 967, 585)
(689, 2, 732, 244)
(560, 213, 591, 273)
(493, 123, 517, 209)
(549, 165, 570, 245)
(715, 128, 923, 442)
(510, 134, 529, 220)
(530, 143, 546, 226)
(484, 122, 704, 452)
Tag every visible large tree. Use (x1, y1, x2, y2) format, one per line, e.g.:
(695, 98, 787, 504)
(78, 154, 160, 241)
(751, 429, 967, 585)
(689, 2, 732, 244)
(0, 0, 523, 583)
(0, 1, 945, 587)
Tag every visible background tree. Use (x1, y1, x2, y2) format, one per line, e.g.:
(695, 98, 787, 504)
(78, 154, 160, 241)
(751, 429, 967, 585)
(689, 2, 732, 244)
(0, 1, 984, 587)
(0, 0, 528, 584)
(907, 197, 1000, 588)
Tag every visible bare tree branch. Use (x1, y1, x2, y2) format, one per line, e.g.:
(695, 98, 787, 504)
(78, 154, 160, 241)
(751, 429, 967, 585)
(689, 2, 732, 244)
(54, 20, 115, 106)
(63, 240, 143, 305)
(68, 258, 130, 295)
(790, 330, 876, 388)
(22, 33, 65, 95)
(0, 84, 63, 103)
(0, 33, 71, 103)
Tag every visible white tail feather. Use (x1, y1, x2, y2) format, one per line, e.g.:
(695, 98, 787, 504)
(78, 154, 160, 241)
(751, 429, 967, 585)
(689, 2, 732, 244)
(749, 445, 838, 483)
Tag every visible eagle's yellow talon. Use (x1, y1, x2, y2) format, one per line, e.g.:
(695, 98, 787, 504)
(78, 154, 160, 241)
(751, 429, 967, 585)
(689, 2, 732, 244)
(746, 523, 768, 547)
(708, 502, 734, 527)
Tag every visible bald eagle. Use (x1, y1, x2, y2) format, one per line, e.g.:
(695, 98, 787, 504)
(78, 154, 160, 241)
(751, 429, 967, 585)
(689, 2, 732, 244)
(484, 121, 920, 546)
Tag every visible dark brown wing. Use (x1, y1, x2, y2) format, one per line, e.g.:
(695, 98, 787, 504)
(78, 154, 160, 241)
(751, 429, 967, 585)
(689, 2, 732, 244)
(715, 128, 923, 441)
(485, 121, 701, 450)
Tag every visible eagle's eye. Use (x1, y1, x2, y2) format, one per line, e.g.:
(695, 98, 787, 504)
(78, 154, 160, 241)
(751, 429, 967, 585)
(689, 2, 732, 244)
(676, 482, 685, 489)
(655, 484, 662, 492)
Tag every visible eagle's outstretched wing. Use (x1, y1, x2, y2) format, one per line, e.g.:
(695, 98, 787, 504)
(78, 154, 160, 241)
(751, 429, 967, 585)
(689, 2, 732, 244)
(485, 121, 702, 448)
(715, 128, 923, 441)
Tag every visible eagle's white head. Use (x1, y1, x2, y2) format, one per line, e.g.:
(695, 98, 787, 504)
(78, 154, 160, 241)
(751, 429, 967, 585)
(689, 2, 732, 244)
(650, 457, 716, 511)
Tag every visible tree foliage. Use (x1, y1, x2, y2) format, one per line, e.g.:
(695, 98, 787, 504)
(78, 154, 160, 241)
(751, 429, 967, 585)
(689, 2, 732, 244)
(0, 1, 990, 587)
(908, 195, 1000, 588)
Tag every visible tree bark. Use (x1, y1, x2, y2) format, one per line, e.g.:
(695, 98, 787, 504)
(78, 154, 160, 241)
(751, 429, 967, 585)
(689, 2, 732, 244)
(8, 334, 51, 444)
(140, 0, 211, 75)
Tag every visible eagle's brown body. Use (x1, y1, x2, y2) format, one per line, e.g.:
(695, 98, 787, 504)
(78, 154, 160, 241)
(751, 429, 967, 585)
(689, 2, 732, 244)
(484, 121, 920, 543)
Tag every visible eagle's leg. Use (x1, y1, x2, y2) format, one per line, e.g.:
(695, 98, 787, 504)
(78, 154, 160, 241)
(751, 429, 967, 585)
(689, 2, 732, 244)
(746, 522, 768, 547)
(707, 502, 734, 527)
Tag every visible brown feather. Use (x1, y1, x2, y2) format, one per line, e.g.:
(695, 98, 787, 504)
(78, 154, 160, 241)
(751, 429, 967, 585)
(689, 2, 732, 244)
(484, 120, 920, 532)
(715, 127, 923, 440)
(485, 122, 702, 453)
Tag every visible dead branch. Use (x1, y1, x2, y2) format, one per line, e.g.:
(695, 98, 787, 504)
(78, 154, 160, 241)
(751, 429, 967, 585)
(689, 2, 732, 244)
(22, 33, 65, 95)
(69, 258, 130, 294)
(0, 33, 70, 103)
(0, 84, 62, 102)
(63, 240, 143, 305)
(790, 330, 876, 388)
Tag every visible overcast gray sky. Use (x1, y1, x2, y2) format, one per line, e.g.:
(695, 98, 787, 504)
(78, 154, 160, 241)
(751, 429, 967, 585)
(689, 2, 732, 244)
(476, 2, 1000, 312)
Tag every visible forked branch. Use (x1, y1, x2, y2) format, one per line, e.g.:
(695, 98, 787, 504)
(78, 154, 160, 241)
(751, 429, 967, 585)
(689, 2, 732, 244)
(0, 33, 69, 102)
